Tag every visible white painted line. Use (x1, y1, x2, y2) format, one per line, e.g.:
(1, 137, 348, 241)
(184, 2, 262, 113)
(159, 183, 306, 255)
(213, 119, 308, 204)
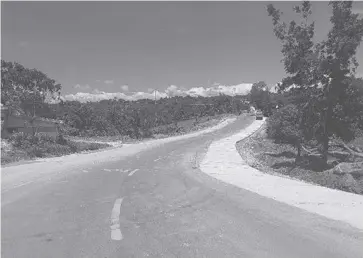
(110, 198, 123, 241)
(13, 181, 36, 188)
(154, 157, 162, 162)
(128, 169, 139, 177)
(2, 180, 38, 193)
(103, 168, 112, 172)
(82, 170, 89, 173)
(123, 169, 130, 173)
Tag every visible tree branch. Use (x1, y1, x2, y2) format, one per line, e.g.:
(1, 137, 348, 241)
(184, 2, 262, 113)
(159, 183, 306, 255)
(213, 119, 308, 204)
(332, 140, 363, 158)
(301, 145, 320, 155)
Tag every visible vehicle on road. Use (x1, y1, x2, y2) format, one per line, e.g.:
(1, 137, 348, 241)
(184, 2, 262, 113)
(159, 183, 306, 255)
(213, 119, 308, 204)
(256, 110, 263, 120)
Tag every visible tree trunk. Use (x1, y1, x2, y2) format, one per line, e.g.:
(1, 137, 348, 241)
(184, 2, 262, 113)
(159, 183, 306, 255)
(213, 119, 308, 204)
(322, 101, 332, 165)
(322, 134, 329, 165)
(295, 142, 302, 164)
(297, 144, 301, 158)
(322, 80, 333, 166)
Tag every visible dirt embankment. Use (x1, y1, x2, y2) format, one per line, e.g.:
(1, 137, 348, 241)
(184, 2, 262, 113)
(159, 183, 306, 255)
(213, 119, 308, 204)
(236, 125, 363, 195)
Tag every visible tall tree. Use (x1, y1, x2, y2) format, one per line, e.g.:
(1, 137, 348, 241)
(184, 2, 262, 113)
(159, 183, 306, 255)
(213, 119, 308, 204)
(267, 1, 363, 164)
(1, 60, 62, 116)
(250, 81, 272, 115)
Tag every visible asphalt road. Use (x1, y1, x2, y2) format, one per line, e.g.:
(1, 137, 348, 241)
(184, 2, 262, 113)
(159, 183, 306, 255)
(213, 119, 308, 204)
(2, 116, 363, 258)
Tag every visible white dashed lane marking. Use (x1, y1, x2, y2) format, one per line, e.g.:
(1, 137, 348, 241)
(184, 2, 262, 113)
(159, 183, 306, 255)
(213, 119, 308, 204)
(110, 198, 123, 241)
(128, 169, 139, 177)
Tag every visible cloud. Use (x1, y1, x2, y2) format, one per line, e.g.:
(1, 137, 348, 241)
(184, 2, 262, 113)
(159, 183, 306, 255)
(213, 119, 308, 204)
(64, 83, 255, 103)
(64, 89, 167, 102)
(74, 84, 91, 91)
(120, 85, 129, 91)
(165, 85, 187, 97)
(104, 80, 114, 85)
(184, 83, 254, 97)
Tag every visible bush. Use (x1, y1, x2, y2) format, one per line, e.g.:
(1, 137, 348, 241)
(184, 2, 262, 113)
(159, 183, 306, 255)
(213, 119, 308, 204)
(4, 132, 110, 164)
(266, 104, 303, 160)
(59, 125, 79, 136)
(10, 132, 55, 148)
(152, 124, 178, 135)
(66, 141, 109, 152)
(266, 105, 302, 143)
(56, 134, 68, 145)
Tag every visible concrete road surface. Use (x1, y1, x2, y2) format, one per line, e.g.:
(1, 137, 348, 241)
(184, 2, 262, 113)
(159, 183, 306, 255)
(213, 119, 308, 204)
(2, 116, 363, 258)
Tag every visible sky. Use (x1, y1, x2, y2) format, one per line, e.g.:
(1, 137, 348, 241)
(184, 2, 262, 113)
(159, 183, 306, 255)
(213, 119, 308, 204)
(2, 1, 363, 102)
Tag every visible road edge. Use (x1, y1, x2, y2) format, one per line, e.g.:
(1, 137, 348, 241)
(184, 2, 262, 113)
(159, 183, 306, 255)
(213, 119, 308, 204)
(200, 118, 363, 230)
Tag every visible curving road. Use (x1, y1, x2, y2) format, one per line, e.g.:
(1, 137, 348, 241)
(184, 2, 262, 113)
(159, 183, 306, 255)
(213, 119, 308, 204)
(2, 115, 363, 258)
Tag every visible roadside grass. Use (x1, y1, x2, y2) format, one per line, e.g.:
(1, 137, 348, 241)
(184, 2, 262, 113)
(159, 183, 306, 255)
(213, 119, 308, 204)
(1, 133, 110, 165)
(236, 125, 363, 195)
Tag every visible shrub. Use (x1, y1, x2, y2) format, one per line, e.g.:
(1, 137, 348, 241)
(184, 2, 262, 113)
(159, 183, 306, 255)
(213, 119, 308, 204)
(9, 132, 56, 147)
(66, 141, 109, 152)
(26, 146, 46, 158)
(59, 125, 80, 136)
(5, 132, 109, 163)
(266, 104, 303, 160)
(56, 134, 68, 145)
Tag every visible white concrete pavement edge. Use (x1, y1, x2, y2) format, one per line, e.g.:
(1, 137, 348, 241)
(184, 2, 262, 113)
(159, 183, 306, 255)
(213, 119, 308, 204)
(200, 118, 363, 230)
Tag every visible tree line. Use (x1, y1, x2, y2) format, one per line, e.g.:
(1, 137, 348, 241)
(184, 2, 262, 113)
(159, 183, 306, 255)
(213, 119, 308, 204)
(51, 94, 250, 138)
(1, 60, 251, 139)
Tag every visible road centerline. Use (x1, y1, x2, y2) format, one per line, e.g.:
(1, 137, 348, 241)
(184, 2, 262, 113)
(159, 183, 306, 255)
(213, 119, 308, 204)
(110, 198, 123, 241)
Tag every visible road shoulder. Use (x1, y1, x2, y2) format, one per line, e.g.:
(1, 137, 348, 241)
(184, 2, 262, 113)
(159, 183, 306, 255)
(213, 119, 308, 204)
(200, 119, 363, 230)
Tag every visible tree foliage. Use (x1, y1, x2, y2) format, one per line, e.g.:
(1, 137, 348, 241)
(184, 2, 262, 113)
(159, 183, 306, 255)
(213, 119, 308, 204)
(1, 60, 62, 117)
(266, 104, 303, 161)
(53, 93, 249, 138)
(267, 1, 363, 164)
(249, 81, 276, 116)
